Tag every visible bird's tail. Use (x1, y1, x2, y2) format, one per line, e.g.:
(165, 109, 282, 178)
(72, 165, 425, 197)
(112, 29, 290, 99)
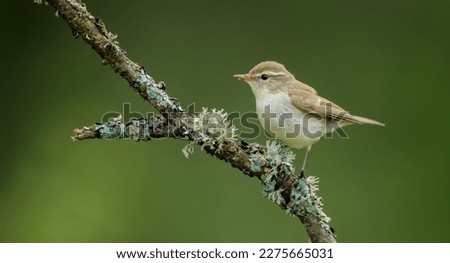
(351, 115, 385, 126)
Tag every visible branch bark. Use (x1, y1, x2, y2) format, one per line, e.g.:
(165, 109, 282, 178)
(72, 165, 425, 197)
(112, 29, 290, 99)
(40, 0, 336, 243)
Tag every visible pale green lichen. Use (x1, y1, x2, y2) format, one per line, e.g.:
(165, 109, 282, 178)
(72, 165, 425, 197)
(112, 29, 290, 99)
(137, 71, 182, 112)
(94, 115, 169, 141)
(182, 142, 195, 158)
(249, 141, 295, 177)
(250, 140, 331, 232)
(95, 116, 124, 139)
(193, 108, 238, 140)
(265, 140, 295, 177)
(287, 176, 331, 232)
(182, 107, 238, 158)
(250, 141, 296, 206)
(267, 188, 285, 206)
(249, 143, 265, 172)
(262, 177, 276, 196)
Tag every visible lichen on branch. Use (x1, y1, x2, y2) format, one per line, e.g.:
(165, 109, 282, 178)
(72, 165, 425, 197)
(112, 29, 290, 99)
(41, 0, 336, 242)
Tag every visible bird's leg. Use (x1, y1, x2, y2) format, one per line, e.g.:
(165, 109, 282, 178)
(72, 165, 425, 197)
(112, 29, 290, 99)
(300, 145, 311, 178)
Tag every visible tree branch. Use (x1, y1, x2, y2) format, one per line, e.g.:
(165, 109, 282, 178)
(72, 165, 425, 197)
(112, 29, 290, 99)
(39, 0, 336, 243)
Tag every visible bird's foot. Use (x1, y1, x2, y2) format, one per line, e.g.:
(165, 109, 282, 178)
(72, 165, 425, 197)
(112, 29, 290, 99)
(299, 169, 306, 178)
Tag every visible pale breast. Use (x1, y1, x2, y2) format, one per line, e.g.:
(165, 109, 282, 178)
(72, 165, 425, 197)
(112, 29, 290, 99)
(254, 93, 326, 149)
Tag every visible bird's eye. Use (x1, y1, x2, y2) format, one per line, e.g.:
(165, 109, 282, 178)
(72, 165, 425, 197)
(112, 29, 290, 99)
(261, 74, 269, 80)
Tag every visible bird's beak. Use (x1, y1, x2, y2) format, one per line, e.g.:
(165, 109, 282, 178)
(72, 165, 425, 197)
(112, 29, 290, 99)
(233, 74, 251, 82)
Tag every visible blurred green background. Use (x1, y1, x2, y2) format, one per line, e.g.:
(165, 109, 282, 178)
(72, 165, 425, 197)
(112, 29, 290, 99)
(1, 0, 449, 242)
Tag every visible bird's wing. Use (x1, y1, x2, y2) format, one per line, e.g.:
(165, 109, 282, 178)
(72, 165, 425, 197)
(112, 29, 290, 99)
(288, 81, 361, 124)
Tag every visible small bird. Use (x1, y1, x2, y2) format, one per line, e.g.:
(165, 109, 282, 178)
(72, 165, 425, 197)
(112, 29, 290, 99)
(234, 61, 384, 175)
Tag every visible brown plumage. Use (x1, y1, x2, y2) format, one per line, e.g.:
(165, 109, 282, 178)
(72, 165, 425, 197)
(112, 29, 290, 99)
(288, 84, 385, 126)
(249, 61, 385, 126)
